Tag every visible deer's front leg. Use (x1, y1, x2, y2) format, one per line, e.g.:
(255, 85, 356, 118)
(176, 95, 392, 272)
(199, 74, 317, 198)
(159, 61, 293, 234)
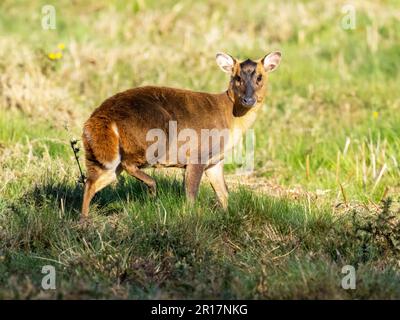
(205, 160, 228, 210)
(184, 164, 206, 204)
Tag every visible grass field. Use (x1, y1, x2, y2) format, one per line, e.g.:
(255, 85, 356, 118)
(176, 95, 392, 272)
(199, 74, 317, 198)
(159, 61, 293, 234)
(1, 0, 400, 299)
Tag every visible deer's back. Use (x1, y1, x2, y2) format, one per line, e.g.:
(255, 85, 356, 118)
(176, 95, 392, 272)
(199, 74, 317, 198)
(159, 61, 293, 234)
(90, 86, 230, 129)
(83, 86, 231, 168)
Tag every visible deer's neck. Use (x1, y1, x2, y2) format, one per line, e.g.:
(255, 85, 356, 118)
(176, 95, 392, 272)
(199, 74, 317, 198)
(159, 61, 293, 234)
(224, 90, 263, 133)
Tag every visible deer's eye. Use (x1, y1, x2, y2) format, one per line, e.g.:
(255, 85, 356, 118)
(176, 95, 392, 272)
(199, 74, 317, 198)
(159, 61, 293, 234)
(257, 74, 263, 82)
(235, 76, 242, 84)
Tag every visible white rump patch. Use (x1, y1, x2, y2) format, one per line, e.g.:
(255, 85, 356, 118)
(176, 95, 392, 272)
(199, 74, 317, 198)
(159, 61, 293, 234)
(104, 153, 121, 170)
(103, 122, 121, 170)
(111, 122, 119, 137)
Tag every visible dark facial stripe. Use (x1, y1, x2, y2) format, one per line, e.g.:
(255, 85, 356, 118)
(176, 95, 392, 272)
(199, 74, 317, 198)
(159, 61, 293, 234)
(239, 59, 257, 98)
(240, 59, 257, 69)
(244, 81, 254, 98)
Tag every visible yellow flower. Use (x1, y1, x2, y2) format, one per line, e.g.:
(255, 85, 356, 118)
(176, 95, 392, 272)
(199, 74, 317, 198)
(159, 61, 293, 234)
(48, 52, 57, 60)
(47, 51, 63, 60)
(373, 111, 379, 119)
(58, 43, 65, 50)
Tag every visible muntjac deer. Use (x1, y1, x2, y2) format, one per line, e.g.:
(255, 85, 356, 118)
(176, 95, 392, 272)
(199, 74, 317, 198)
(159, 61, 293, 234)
(81, 51, 281, 220)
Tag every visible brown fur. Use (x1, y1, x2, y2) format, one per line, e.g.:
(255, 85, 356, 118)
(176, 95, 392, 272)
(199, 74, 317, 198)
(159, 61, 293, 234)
(81, 53, 281, 219)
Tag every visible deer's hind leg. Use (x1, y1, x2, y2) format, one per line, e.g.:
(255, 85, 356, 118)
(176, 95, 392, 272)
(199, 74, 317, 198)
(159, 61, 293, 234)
(81, 164, 118, 221)
(121, 160, 157, 196)
(81, 120, 121, 220)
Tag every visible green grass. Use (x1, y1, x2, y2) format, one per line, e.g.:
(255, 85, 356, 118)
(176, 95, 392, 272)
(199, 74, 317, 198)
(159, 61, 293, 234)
(1, 0, 400, 299)
(1, 169, 400, 299)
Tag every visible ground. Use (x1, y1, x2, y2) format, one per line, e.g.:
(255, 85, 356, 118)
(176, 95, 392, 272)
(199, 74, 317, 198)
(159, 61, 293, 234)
(1, 0, 400, 299)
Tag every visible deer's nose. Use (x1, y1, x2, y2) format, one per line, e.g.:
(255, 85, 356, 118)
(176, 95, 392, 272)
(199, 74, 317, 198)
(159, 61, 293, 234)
(241, 97, 256, 106)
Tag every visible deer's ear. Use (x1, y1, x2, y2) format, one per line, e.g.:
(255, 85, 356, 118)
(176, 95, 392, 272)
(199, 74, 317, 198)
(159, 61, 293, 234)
(216, 52, 236, 73)
(262, 51, 281, 72)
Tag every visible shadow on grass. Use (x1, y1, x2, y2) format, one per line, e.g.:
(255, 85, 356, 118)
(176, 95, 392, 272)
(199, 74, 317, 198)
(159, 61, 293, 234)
(23, 173, 185, 217)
